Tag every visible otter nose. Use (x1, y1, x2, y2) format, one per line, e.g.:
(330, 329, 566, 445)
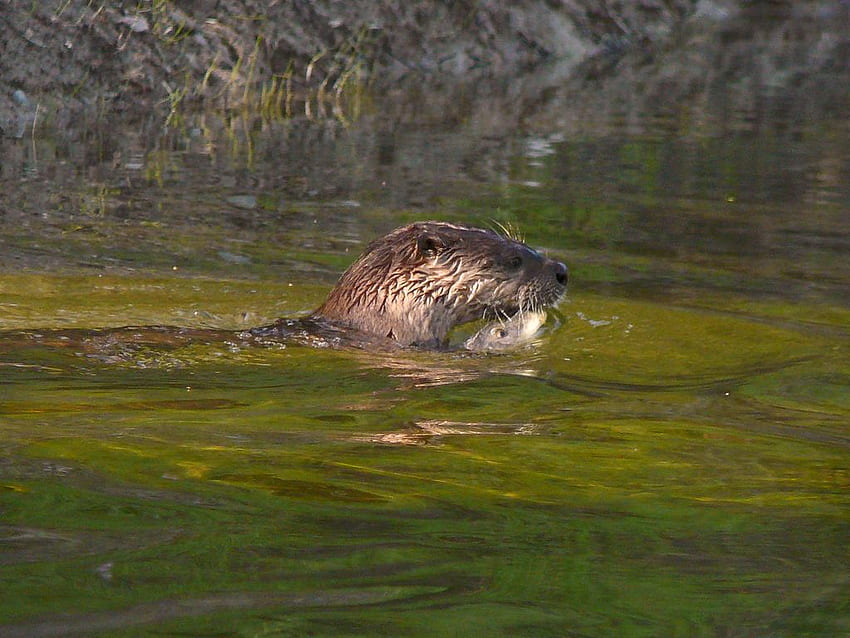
(553, 261, 568, 286)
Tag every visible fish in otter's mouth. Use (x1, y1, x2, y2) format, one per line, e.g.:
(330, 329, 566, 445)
(312, 221, 568, 347)
(464, 308, 550, 351)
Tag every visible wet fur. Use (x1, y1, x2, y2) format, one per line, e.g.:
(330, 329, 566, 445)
(313, 221, 567, 347)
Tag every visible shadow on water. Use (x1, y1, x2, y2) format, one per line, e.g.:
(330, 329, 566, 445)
(1, 7, 850, 637)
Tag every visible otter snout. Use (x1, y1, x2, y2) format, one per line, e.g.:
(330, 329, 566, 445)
(551, 260, 568, 287)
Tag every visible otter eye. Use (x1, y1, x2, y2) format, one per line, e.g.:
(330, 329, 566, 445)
(505, 255, 523, 270)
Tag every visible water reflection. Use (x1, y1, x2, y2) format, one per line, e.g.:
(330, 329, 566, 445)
(2, 88, 848, 307)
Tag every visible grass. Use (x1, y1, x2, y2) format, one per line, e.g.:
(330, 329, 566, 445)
(183, 23, 374, 125)
(45, 1, 374, 132)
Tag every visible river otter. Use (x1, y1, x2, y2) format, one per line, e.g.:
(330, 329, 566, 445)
(1, 222, 567, 359)
(256, 221, 568, 348)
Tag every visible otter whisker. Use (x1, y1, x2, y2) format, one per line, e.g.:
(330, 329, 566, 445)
(488, 219, 524, 242)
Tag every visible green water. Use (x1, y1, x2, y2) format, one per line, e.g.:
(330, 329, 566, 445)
(1, 98, 849, 636)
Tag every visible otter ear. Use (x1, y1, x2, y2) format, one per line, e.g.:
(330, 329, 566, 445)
(416, 233, 445, 258)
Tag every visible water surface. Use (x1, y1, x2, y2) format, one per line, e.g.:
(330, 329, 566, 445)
(1, 81, 849, 636)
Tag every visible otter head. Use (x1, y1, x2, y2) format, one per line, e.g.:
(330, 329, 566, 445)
(313, 221, 568, 347)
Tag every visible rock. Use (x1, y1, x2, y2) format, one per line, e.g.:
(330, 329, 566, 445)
(117, 15, 150, 33)
(12, 89, 30, 107)
(227, 195, 258, 210)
